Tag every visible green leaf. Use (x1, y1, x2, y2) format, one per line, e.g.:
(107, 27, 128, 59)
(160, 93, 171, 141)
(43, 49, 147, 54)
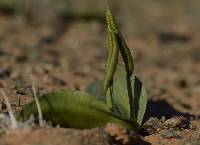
(17, 90, 139, 130)
(86, 65, 147, 125)
(86, 80, 105, 101)
(111, 66, 147, 125)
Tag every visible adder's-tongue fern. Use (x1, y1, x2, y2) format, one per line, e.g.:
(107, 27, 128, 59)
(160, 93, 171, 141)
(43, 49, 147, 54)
(104, 5, 134, 103)
(16, 2, 147, 131)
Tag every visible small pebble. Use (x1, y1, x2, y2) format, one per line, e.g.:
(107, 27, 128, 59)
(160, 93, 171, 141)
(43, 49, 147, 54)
(177, 79, 188, 88)
(143, 117, 164, 134)
(164, 116, 188, 128)
(0, 101, 7, 110)
(0, 68, 11, 79)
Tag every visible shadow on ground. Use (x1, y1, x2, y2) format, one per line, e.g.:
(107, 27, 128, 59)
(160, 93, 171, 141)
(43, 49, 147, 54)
(144, 100, 199, 122)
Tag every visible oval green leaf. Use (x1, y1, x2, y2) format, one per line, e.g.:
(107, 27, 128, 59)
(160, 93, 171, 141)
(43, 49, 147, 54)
(18, 90, 139, 130)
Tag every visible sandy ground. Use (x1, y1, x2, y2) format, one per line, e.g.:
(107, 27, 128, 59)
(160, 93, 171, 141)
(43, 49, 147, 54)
(0, 0, 200, 144)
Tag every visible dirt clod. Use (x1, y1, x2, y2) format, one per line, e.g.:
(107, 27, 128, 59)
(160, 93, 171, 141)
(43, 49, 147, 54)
(104, 123, 150, 145)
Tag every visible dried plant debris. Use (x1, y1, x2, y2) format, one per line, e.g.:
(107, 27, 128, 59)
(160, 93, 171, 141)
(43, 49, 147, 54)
(143, 116, 190, 134)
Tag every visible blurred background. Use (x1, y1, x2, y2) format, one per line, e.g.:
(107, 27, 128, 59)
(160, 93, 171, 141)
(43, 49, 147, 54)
(0, 0, 199, 117)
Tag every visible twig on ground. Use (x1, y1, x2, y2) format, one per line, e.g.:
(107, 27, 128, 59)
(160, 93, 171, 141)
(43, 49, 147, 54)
(17, 94, 21, 107)
(30, 75, 44, 127)
(0, 89, 18, 130)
